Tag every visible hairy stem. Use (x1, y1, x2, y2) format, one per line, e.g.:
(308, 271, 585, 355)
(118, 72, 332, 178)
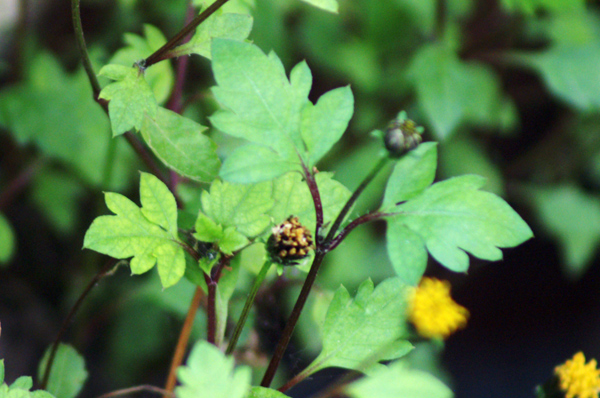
(0, 157, 45, 212)
(327, 212, 394, 252)
(72, 0, 101, 97)
(97, 385, 175, 398)
(260, 251, 326, 387)
(144, 0, 231, 68)
(41, 260, 121, 389)
(324, 156, 388, 245)
(163, 286, 204, 396)
(302, 163, 324, 241)
(226, 260, 271, 355)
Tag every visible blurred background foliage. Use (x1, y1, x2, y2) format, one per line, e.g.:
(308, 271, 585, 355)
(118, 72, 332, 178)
(1, 0, 600, 397)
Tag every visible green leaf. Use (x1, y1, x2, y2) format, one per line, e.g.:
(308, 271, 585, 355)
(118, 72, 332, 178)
(200, 179, 274, 237)
(210, 39, 354, 183)
(194, 212, 224, 243)
(141, 107, 220, 183)
(511, 42, 600, 111)
(170, 12, 253, 59)
(347, 361, 453, 398)
(383, 142, 437, 208)
(387, 174, 533, 283)
(500, 0, 585, 14)
(219, 227, 249, 254)
(99, 64, 158, 136)
(38, 344, 88, 398)
(0, 213, 15, 265)
(270, 171, 352, 233)
(248, 387, 288, 398)
(0, 359, 4, 384)
(302, 278, 412, 375)
(84, 173, 186, 288)
(300, 0, 339, 13)
(109, 24, 174, 103)
(409, 44, 507, 139)
(527, 184, 600, 278)
(176, 340, 251, 398)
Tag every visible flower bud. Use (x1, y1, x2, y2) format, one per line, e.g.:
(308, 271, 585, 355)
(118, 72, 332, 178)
(384, 111, 424, 157)
(267, 216, 314, 266)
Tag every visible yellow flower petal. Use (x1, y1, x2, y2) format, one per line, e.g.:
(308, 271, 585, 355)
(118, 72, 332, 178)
(555, 352, 600, 398)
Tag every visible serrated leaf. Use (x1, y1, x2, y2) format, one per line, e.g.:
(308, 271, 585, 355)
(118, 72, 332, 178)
(109, 24, 174, 103)
(387, 175, 533, 283)
(194, 212, 224, 242)
(270, 171, 351, 233)
(176, 340, 251, 398)
(201, 179, 274, 237)
(99, 64, 158, 136)
(248, 387, 288, 398)
(300, 0, 338, 13)
(0, 213, 15, 265)
(210, 39, 354, 182)
(38, 344, 87, 398)
(527, 184, 600, 278)
(84, 173, 185, 288)
(408, 44, 506, 139)
(383, 142, 437, 208)
(141, 107, 220, 182)
(170, 12, 253, 59)
(511, 43, 600, 111)
(347, 361, 453, 398)
(219, 227, 249, 254)
(302, 278, 412, 375)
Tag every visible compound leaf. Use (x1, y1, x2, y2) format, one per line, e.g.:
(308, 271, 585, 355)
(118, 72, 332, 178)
(141, 107, 220, 183)
(99, 64, 158, 136)
(302, 278, 412, 375)
(84, 173, 185, 288)
(170, 12, 253, 59)
(38, 344, 87, 398)
(176, 340, 251, 398)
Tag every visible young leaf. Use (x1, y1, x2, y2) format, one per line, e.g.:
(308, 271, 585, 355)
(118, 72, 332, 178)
(176, 340, 251, 398)
(300, 0, 339, 13)
(38, 344, 88, 398)
(99, 64, 158, 136)
(200, 179, 274, 237)
(169, 12, 253, 59)
(269, 171, 352, 233)
(210, 39, 354, 183)
(0, 360, 56, 398)
(346, 361, 453, 398)
(84, 173, 186, 288)
(109, 24, 174, 103)
(141, 107, 220, 183)
(0, 213, 15, 265)
(300, 278, 412, 376)
(386, 173, 533, 284)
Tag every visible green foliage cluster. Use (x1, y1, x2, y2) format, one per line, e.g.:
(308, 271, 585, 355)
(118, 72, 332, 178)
(0, 0, 598, 396)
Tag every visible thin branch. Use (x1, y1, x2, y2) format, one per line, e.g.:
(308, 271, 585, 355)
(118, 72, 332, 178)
(97, 385, 175, 398)
(326, 212, 394, 252)
(41, 260, 122, 389)
(144, 0, 231, 68)
(163, 286, 204, 396)
(260, 251, 327, 387)
(0, 157, 45, 211)
(206, 273, 217, 345)
(302, 163, 324, 243)
(324, 156, 388, 245)
(72, 0, 101, 97)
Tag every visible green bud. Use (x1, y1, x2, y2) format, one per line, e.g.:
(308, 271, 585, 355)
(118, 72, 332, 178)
(384, 111, 424, 157)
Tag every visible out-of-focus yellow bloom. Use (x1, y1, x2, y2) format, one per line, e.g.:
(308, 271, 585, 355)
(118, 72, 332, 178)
(407, 277, 469, 339)
(555, 352, 600, 398)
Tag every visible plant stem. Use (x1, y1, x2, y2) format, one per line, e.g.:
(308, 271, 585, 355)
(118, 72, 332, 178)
(260, 250, 326, 387)
(302, 163, 324, 241)
(327, 212, 394, 252)
(72, 0, 101, 97)
(226, 260, 271, 355)
(163, 286, 204, 396)
(206, 273, 217, 345)
(97, 385, 175, 398)
(0, 157, 45, 212)
(144, 0, 231, 68)
(324, 156, 389, 245)
(41, 260, 121, 389)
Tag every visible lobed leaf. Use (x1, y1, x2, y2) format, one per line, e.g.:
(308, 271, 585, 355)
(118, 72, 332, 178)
(83, 173, 185, 288)
(176, 340, 251, 398)
(141, 107, 220, 183)
(302, 278, 412, 375)
(38, 344, 88, 398)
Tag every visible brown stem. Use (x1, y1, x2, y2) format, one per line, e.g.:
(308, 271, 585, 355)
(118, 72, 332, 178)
(206, 274, 217, 345)
(326, 212, 394, 252)
(163, 286, 204, 396)
(97, 385, 175, 398)
(144, 0, 231, 68)
(0, 157, 45, 211)
(301, 163, 324, 242)
(41, 260, 121, 389)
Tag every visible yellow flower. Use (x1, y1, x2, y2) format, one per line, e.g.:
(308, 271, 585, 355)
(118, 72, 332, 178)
(555, 352, 600, 398)
(407, 277, 469, 339)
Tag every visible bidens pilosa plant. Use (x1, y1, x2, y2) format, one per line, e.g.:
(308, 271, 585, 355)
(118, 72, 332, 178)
(2, 0, 557, 396)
